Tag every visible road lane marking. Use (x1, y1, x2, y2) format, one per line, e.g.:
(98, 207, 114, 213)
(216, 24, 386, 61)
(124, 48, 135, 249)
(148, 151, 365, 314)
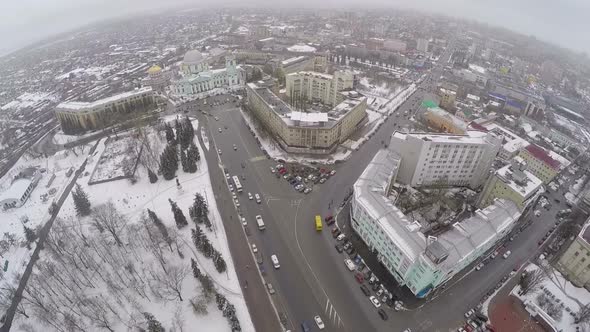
(325, 299, 330, 312)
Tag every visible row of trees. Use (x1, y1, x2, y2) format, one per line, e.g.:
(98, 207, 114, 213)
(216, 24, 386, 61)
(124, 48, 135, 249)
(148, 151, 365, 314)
(191, 227, 227, 273)
(190, 259, 241, 331)
(159, 118, 200, 180)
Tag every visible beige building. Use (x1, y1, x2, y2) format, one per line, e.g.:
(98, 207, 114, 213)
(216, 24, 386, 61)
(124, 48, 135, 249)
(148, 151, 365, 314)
(286, 70, 354, 107)
(557, 218, 590, 289)
(439, 88, 457, 111)
(423, 106, 467, 134)
(477, 157, 543, 210)
(55, 87, 155, 134)
(518, 144, 560, 184)
(246, 82, 367, 154)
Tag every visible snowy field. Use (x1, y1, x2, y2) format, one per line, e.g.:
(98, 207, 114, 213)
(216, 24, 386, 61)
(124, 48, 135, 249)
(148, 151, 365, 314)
(52, 130, 98, 145)
(55, 65, 117, 81)
(510, 262, 590, 332)
(1, 92, 59, 111)
(12, 120, 254, 332)
(88, 136, 141, 183)
(0, 144, 94, 311)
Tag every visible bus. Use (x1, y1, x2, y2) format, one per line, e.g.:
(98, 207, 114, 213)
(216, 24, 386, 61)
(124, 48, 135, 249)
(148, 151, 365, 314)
(315, 215, 323, 231)
(232, 176, 243, 193)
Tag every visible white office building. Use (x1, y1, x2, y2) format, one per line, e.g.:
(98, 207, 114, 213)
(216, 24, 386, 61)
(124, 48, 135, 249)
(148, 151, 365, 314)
(351, 147, 521, 298)
(416, 38, 429, 53)
(389, 131, 501, 189)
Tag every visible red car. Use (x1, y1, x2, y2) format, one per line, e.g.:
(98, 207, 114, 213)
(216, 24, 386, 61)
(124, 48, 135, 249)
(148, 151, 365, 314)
(354, 272, 364, 284)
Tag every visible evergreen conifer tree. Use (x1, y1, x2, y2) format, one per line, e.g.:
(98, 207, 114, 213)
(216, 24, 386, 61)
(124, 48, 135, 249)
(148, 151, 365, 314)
(147, 168, 158, 183)
(180, 149, 188, 172)
(168, 199, 188, 228)
(165, 123, 175, 144)
(174, 120, 183, 147)
(143, 312, 164, 332)
(72, 184, 91, 216)
(23, 225, 37, 245)
(185, 142, 199, 173)
(159, 144, 178, 180)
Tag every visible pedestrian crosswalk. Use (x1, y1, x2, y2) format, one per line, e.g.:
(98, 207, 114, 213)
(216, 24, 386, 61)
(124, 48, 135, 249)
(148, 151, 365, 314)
(325, 299, 343, 328)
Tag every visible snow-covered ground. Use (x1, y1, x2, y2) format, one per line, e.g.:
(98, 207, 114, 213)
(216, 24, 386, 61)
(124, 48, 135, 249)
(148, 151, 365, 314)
(1, 92, 59, 111)
(6, 120, 254, 331)
(510, 262, 590, 332)
(88, 135, 140, 183)
(287, 44, 317, 53)
(52, 130, 98, 145)
(54, 65, 117, 81)
(0, 144, 93, 308)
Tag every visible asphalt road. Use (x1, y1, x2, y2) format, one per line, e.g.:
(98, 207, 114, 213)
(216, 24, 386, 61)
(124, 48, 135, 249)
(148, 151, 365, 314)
(175, 40, 568, 332)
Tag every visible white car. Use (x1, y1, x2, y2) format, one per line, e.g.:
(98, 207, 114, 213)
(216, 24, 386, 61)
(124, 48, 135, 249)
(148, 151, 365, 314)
(464, 308, 475, 318)
(255, 193, 261, 204)
(241, 217, 247, 226)
(234, 199, 240, 207)
(369, 296, 381, 308)
(534, 210, 541, 217)
(218, 149, 222, 155)
(218, 128, 222, 133)
(313, 315, 325, 330)
(475, 263, 484, 271)
(214, 116, 219, 121)
(251, 244, 258, 253)
(229, 184, 234, 192)
(271, 254, 280, 269)
(248, 192, 253, 200)
(336, 233, 346, 241)
(233, 144, 237, 151)
(232, 193, 237, 200)
(344, 258, 356, 271)
(503, 250, 512, 259)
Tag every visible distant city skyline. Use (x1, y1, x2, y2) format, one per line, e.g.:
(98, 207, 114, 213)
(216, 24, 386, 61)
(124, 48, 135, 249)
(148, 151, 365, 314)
(1, 0, 589, 56)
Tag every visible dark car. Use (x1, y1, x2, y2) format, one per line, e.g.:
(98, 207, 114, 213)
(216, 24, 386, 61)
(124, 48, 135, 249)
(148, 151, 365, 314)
(326, 218, 336, 226)
(355, 272, 364, 284)
(335, 244, 344, 253)
(360, 284, 371, 296)
(301, 321, 310, 332)
(378, 309, 388, 320)
(332, 229, 341, 238)
(554, 198, 560, 203)
(325, 215, 334, 222)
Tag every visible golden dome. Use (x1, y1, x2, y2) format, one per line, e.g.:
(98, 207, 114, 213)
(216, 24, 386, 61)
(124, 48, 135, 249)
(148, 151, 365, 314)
(148, 65, 162, 74)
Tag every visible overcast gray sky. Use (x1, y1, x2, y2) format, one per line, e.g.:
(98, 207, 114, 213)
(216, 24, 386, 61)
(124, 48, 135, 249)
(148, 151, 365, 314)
(1, 0, 588, 56)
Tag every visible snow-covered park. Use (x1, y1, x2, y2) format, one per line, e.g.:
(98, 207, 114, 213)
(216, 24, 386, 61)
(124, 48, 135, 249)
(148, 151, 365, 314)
(2, 118, 253, 332)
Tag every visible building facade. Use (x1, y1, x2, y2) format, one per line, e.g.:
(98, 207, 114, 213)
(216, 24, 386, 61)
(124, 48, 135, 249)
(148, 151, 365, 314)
(171, 51, 244, 95)
(246, 81, 367, 154)
(416, 38, 429, 53)
(55, 87, 155, 133)
(389, 131, 501, 189)
(477, 157, 543, 210)
(518, 144, 560, 184)
(286, 70, 354, 107)
(351, 146, 521, 297)
(556, 218, 590, 289)
(439, 88, 457, 111)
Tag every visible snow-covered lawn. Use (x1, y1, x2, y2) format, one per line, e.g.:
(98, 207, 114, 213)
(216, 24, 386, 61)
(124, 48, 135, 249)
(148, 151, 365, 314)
(88, 135, 141, 183)
(12, 120, 254, 332)
(1, 92, 59, 111)
(52, 130, 99, 145)
(510, 262, 590, 332)
(0, 144, 95, 310)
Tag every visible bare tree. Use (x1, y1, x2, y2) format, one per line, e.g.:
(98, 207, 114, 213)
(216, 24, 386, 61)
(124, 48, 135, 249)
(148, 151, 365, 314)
(149, 264, 189, 302)
(575, 303, 590, 324)
(519, 269, 547, 295)
(92, 201, 127, 246)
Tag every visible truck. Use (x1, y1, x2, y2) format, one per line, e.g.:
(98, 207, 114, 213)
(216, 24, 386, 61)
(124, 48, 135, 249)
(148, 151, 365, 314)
(255, 215, 265, 230)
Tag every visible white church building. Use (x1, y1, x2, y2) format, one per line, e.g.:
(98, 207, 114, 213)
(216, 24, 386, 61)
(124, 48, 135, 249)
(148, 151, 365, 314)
(171, 50, 245, 95)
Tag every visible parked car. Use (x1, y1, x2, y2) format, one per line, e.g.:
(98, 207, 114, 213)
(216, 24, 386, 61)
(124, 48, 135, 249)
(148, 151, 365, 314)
(251, 244, 258, 253)
(266, 282, 275, 294)
(464, 308, 475, 318)
(344, 258, 356, 271)
(360, 285, 371, 296)
(369, 296, 381, 308)
(503, 250, 512, 259)
(313, 315, 325, 330)
(354, 272, 364, 284)
(378, 309, 388, 321)
(337, 233, 346, 241)
(335, 244, 344, 253)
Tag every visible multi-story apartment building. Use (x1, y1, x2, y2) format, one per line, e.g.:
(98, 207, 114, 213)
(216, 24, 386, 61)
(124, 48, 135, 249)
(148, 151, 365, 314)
(518, 144, 561, 184)
(286, 70, 354, 107)
(246, 82, 367, 154)
(556, 218, 590, 290)
(480, 122, 530, 161)
(423, 106, 467, 134)
(389, 130, 501, 189)
(352, 146, 521, 298)
(438, 88, 457, 111)
(55, 87, 155, 133)
(477, 157, 543, 210)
